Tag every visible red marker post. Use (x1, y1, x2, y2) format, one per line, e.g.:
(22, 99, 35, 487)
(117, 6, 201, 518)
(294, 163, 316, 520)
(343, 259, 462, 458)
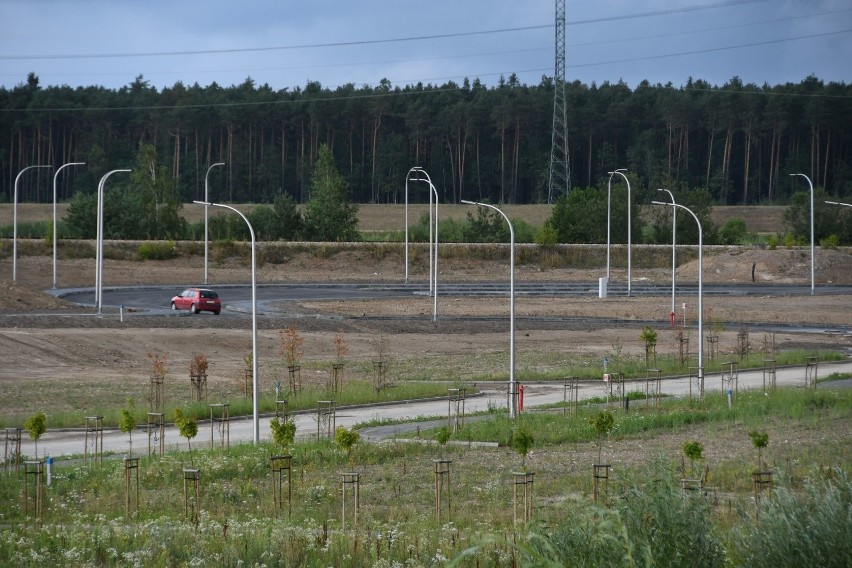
(519, 384, 524, 412)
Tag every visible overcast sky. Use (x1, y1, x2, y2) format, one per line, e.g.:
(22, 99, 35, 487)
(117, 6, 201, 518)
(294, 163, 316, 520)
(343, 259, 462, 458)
(1, 0, 850, 92)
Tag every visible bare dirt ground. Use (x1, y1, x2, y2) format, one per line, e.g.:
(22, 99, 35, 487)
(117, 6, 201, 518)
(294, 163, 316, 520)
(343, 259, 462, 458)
(0, 246, 850, 418)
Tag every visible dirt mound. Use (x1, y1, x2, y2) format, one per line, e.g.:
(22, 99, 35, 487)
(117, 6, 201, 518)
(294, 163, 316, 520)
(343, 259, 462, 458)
(676, 247, 852, 285)
(0, 280, 77, 311)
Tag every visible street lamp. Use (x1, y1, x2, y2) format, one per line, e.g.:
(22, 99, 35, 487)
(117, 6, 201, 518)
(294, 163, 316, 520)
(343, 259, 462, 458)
(461, 199, 517, 418)
(657, 188, 677, 320)
(195, 200, 260, 444)
(652, 200, 703, 397)
(95, 169, 131, 314)
(427, 179, 438, 322)
(408, 168, 439, 320)
(53, 162, 85, 289)
(605, 168, 625, 281)
(790, 173, 815, 295)
(203, 162, 226, 285)
(607, 169, 632, 295)
(403, 166, 423, 285)
(13, 164, 52, 282)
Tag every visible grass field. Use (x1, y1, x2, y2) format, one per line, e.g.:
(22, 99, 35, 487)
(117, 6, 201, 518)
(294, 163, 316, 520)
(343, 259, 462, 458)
(0, 202, 787, 233)
(0, 385, 849, 566)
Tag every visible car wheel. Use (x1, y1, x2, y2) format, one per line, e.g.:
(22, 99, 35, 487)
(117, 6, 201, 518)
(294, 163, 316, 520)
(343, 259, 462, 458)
(213, 310, 220, 315)
(171, 302, 177, 311)
(191, 303, 199, 314)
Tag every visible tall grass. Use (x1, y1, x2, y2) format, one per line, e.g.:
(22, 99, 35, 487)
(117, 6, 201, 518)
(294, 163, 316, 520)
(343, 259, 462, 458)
(427, 387, 852, 447)
(0, 387, 848, 566)
(730, 470, 852, 568)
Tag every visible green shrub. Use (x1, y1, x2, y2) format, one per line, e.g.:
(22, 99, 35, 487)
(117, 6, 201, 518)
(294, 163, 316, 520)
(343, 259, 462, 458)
(766, 234, 779, 250)
(534, 224, 558, 247)
(783, 233, 805, 248)
(718, 218, 749, 245)
(137, 240, 177, 260)
(820, 234, 840, 249)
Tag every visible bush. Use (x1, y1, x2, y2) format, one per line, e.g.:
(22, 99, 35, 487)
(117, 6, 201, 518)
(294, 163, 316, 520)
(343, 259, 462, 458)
(717, 218, 749, 245)
(535, 224, 558, 247)
(766, 234, 779, 250)
(820, 234, 840, 249)
(137, 240, 177, 260)
(783, 233, 805, 248)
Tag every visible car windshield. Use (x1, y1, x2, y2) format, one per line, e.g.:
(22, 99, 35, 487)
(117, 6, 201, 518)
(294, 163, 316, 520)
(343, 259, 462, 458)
(200, 290, 218, 299)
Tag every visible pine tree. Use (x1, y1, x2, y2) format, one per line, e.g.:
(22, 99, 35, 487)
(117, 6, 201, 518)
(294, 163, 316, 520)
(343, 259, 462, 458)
(303, 144, 359, 242)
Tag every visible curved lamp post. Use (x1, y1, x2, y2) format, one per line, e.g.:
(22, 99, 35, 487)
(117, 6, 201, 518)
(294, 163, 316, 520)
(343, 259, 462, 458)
(427, 179, 438, 321)
(657, 188, 677, 319)
(408, 167, 439, 320)
(403, 166, 421, 285)
(95, 169, 131, 313)
(461, 199, 516, 418)
(652, 200, 703, 397)
(203, 162, 226, 285)
(13, 164, 52, 282)
(53, 162, 86, 289)
(607, 169, 631, 295)
(605, 168, 625, 281)
(195, 200, 260, 444)
(790, 173, 815, 295)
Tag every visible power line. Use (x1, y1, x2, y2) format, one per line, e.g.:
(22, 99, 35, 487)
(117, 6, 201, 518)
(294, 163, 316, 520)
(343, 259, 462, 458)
(566, 0, 769, 26)
(1, 0, 770, 62)
(0, 25, 552, 61)
(569, 28, 852, 69)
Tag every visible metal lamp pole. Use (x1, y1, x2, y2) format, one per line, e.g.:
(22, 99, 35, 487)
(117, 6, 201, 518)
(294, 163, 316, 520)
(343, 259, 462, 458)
(52, 162, 85, 288)
(411, 168, 438, 304)
(427, 179, 439, 321)
(461, 200, 516, 418)
(13, 164, 52, 282)
(605, 168, 625, 281)
(790, 173, 815, 295)
(657, 188, 677, 318)
(203, 162, 225, 285)
(608, 169, 631, 294)
(404, 167, 419, 284)
(95, 169, 131, 314)
(195, 200, 260, 444)
(653, 200, 704, 397)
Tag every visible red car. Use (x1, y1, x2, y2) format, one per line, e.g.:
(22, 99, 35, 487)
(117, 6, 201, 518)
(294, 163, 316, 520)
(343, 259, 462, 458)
(171, 288, 221, 315)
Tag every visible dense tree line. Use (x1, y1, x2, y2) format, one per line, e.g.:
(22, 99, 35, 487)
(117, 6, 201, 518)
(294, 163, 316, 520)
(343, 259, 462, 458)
(2, 72, 850, 209)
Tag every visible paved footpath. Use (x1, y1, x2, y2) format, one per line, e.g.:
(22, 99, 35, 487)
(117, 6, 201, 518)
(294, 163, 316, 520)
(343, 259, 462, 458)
(15, 360, 852, 461)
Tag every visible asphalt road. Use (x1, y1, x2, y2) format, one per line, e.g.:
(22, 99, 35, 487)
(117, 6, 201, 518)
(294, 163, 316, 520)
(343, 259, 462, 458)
(53, 282, 852, 317)
(17, 360, 852, 462)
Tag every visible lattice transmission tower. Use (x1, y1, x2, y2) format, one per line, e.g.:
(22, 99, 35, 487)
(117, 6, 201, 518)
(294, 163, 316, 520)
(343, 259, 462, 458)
(548, 0, 570, 203)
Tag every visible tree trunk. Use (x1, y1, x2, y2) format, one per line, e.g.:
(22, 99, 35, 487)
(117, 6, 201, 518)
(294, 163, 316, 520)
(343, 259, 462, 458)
(743, 125, 752, 204)
(822, 127, 831, 189)
(500, 127, 506, 203)
(513, 118, 521, 204)
(446, 134, 457, 203)
(371, 112, 382, 203)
